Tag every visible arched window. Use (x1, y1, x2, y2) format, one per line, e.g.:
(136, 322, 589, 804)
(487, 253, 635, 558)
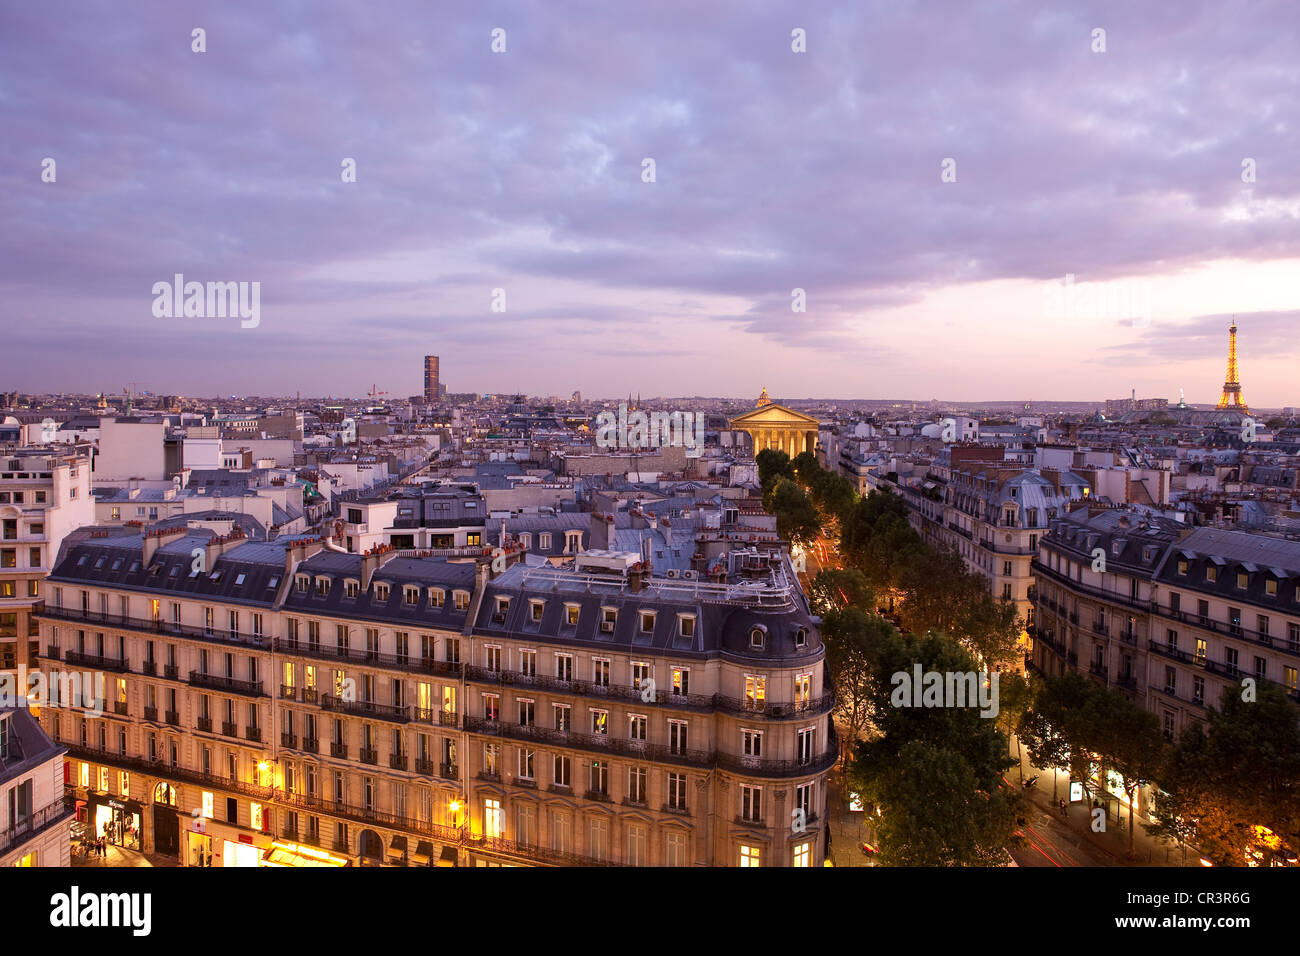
(153, 781, 178, 806)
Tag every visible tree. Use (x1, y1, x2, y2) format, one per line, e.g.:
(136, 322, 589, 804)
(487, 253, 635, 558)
(821, 607, 894, 751)
(1018, 671, 1096, 803)
(767, 479, 821, 546)
(756, 448, 794, 494)
(849, 628, 1021, 865)
(1086, 689, 1164, 858)
(1148, 682, 1300, 865)
(994, 670, 1034, 782)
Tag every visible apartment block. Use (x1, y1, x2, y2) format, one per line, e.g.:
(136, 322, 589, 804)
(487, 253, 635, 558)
(35, 523, 834, 867)
(1, 707, 74, 867)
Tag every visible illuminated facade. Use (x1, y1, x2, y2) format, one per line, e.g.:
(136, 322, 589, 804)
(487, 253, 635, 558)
(1215, 323, 1249, 414)
(36, 526, 834, 867)
(728, 389, 820, 458)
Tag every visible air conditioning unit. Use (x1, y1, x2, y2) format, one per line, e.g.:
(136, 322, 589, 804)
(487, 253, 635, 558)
(666, 569, 678, 579)
(683, 570, 697, 580)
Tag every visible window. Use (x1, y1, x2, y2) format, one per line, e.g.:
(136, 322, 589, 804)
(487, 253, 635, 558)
(600, 608, 617, 633)
(592, 657, 610, 687)
(631, 661, 652, 692)
(667, 719, 688, 755)
(744, 674, 766, 709)
(345, 580, 359, 599)
(678, 614, 696, 638)
(740, 785, 762, 822)
(628, 766, 647, 804)
(404, 586, 420, 606)
(429, 588, 444, 607)
(591, 709, 608, 735)
(671, 667, 689, 696)
(539, 533, 552, 550)
(1266, 578, 1278, 597)
(553, 754, 571, 788)
(1237, 571, 1249, 590)
(374, 583, 389, 601)
(517, 699, 534, 726)
(1177, 559, 1188, 576)
(529, 600, 544, 623)
(484, 798, 503, 839)
(626, 824, 647, 865)
(739, 845, 761, 867)
(588, 816, 608, 860)
(749, 626, 765, 649)
(628, 714, 647, 741)
(1192, 676, 1205, 705)
(454, 591, 469, 611)
(518, 748, 534, 780)
(555, 653, 573, 682)
(553, 703, 571, 731)
(485, 645, 501, 672)
(519, 648, 536, 676)
(797, 726, 815, 765)
(483, 693, 499, 721)
(564, 604, 580, 626)
(742, 729, 762, 758)
(315, 577, 330, 596)
(639, 610, 656, 634)
(664, 830, 686, 866)
(588, 760, 608, 796)
(1206, 566, 1217, 584)
(792, 842, 812, 868)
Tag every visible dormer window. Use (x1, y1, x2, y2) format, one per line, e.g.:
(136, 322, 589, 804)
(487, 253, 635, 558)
(267, 576, 280, 589)
(1266, 578, 1278, 597)
(794, 627, 807, 648)
(1236, 572, 1249, 590)
(639, 611, 656, 634)
(429, 588, 445, 608)
(1206, 566, 1217, 584)
(519, 533, 532, 549)
(374, 583, 390, 601)
(315, 577, 330, 596)
(678, 614, 696, 638)
(234, 573, 246, 587)
(295, 575, 309, 592)
(493, 597, 510, 623)
(345, 580, 359, 599)
(749, 626, 766, 649)
(530, 600, 545, 623)
(1177, 559, 1188, 576)
(404, 586, 420, 606)
(564, 603, 580, 626)
(454, 590, 469, 611)
(539, 533, 552, 550)
(600, 608, 617, 633)
(210, 570, 223, 583)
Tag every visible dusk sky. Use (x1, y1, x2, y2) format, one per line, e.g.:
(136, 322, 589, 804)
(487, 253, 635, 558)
(3, 1, 1299, 405)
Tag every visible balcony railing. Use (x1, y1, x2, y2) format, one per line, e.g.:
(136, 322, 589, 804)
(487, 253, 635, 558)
(301, 737, 319, 754)
(189, 671, 264, 697)
(221, 721, 239, 738)
(389, 752, 408, 771)
(281, 733, 298, 750)
(143, 706, 158, 722)
(35, 605, 269, 652)
(164, 710, 179, 726)
(0, 799, 77, 855)
(272, 638, 463, 678)
(440, 763, 458, 779)
(196, 717, 212, 733)
(320, 694, 410, 724)
(359, 748, 378, 765)
(63, 651, 130, 673)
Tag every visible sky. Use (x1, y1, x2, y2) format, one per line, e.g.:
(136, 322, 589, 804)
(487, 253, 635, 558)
(2, 0, 1299, 405)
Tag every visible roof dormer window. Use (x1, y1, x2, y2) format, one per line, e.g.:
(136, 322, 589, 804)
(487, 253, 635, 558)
(315, 576, 330, 596)
(374, 583, 390, 601)
(749, 625, 766, 649)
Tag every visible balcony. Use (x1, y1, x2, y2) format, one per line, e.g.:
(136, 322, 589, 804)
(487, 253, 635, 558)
(245, 727, 262, 743)
(440, 763, 458, 779)
(414, 758, 437, 776)
(301, 737, 319, 754)
(35, 605, 270, 653)
(271, 638, 464, 678)
(143, 706, 158, 722)
(63, 743, 275, 801)
(221, 721, 239, 738)
(196, 717, 213, 733)
(0, 799, 77, 856)
(280, 684, 297, 700)
(164, 711, 179, 726)
(584, 789, 612, 803)
(320, 694, 410, 724)
(330, 742, 348, 759)
(64, 651, 130, 673)
(1091, 621, 1108, 636)
(163, 665, 179, 681)
(141, 661, 156, 676)
(111, 701, 127, 716)
(189, 671, 264, 697)
(389, 752, 408, 771)
(281, 733, 298, 750)
(359, 748, 378, 765)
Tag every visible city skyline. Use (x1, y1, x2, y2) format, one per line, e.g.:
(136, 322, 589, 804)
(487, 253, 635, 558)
(4, 1, 1299, 403)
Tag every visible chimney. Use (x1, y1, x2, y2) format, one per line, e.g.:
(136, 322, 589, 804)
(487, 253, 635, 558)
(361, 544, 403, 591)
(591, 512, 614, 550)
(142, 526, 189, 566)
(283, 536, 326, 580)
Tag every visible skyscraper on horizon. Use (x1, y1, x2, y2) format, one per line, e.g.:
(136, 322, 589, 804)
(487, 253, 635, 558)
(424, 355, 440, 404)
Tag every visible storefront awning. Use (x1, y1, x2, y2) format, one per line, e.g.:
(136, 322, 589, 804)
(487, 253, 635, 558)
(412, 841, 433, 866)
(262, 841, 351, 868)
(387, 835, 408, 862)
(438, 845, 458, 867)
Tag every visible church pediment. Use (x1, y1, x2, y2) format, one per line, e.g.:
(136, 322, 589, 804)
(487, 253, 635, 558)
(728, 404, 820, 427)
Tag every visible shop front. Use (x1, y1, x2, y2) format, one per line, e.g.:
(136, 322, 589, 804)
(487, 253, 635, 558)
(89, 796, 143, 852)
(183, 817, 274, 867)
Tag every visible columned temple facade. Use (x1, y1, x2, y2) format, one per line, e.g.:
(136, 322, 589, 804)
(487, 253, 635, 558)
(729, 389, 820, 457)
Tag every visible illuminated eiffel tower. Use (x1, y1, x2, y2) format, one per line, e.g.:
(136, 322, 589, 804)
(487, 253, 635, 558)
(1215, 320, 1249, 414)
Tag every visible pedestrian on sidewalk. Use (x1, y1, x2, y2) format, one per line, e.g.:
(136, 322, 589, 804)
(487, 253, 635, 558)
(1059, 798, 1067, 816)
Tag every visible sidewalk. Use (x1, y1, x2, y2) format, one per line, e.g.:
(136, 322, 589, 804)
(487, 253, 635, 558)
(1011, 741, 1198, 866)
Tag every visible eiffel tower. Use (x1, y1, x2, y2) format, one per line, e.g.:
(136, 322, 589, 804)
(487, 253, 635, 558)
(1215, 320, 1249, 414)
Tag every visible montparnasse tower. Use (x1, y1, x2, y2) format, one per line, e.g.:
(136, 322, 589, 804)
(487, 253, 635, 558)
(1215, 320, 1249, 415)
